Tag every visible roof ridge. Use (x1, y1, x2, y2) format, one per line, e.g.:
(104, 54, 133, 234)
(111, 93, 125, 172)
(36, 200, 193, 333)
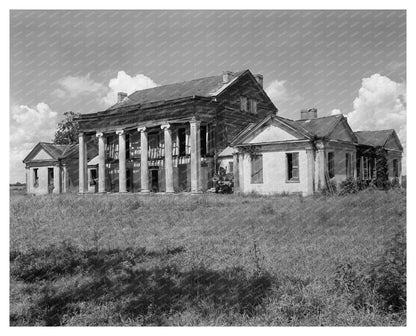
(127, 70, 244, 95)
(298, 114, 343, 121)
(354, 129, 394, 133)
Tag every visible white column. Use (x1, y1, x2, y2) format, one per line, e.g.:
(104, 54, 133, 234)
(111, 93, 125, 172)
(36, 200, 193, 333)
(53, 166, 60, 194)
(96, 132, 107, 193)
(25, 167, 30, 194)
(116, 129, 127, 193)
(161, 124, 174, 193)
(238, 152, 245, 192)
(306, 148, 315, 195)
(232, 151, 239, 193)
(190, 119, 201, 193)
(138, 127, 149, 193)
(352, 151, 357, 178)
(315, 144, 326, 190)
(62, 165, 68, 193)
(78, 132, 87, 193)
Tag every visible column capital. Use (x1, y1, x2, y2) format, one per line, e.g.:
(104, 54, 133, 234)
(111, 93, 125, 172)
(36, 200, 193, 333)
(96, 132, 104, 138)
(116, 129, 124, 135)
(137, 126, 147, 132)
(190, 118, 200, 125)
(161, 123, 171, 130)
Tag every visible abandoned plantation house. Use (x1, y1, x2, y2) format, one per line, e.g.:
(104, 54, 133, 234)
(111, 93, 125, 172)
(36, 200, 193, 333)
(23, 70, 403, 196)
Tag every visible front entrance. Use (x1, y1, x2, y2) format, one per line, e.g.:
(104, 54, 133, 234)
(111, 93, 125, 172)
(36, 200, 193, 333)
(150, 169, 159, 192)
(47, 168, 54, 194)
(127, 168, 133, 192)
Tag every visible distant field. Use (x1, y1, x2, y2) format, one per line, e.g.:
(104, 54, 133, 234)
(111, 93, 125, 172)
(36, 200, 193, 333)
(10, 190, 406, 326)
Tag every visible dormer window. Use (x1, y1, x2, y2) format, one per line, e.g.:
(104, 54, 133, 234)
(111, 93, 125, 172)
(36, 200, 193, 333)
(240, 96, 257, 114)
(250, 99, 257, 114)
(240, 96, 248, 112)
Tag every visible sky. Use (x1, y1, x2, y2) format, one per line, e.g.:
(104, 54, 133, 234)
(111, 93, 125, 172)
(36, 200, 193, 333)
(10, 10, 406, 183)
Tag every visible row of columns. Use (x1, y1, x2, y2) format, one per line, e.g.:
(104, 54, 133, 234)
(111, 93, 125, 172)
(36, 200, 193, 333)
(79, 119, 202, 194)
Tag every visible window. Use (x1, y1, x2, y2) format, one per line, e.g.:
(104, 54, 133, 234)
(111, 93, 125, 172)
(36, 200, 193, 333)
(178, 128, 186, 156)
(200, 125, 207, 156)
(363, 157, 369, 180)
(33, 168, 39, 187)
(126, 134, 130, 160)
(250, 99, 258, 114)
(251, 154, 263, 184)
(229, 161, 234, 173)
(240, 96, 248, 112)
(287, 153, 299, 182)
(328, 152, 335, 178)
(345, 153, 352, 178)
(393, 159, 399, 178)
(90, 169, 97, 186)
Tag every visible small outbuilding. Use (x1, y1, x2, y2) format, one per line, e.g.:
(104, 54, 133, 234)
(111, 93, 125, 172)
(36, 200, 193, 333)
(225, 109, 403, 196)
(23, 142, 98, 195)
(23, 142, 77, 195)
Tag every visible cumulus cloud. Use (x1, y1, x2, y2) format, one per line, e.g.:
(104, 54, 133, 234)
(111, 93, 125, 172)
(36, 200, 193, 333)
(53, 71, 157, 107)
(265, 79, 289, 103)
(10, 103, 59, 183)
(265, 79, 302, 107)
(102, 71, 158, 105)
(54, 74, 107, 98)
(345, 73, 406, 172)
(346, 74, 406, 138)
(331, 109, 342, 115)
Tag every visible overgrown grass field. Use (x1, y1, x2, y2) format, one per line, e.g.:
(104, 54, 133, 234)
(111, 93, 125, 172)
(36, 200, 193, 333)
(10, 190, 406, 326)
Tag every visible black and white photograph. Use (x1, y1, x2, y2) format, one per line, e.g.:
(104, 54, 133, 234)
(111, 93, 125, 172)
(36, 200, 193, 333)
(8, 5, 408, 328)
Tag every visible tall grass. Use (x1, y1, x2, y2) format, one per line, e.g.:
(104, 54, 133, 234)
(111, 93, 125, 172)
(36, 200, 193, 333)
(10, 190, 406, 326)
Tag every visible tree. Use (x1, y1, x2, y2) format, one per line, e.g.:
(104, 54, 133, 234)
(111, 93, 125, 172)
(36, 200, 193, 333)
(54, 111, 80, 145)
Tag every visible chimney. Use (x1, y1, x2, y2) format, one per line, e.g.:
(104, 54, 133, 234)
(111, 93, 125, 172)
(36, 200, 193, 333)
(117, 92, 127, 103)
(254, 74, 263, 88)
(300, 108, 318, 120)
(222, 71, 234, 84)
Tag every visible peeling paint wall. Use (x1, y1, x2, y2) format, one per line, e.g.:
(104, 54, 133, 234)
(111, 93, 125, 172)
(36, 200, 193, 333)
(239, 150, 310, 196)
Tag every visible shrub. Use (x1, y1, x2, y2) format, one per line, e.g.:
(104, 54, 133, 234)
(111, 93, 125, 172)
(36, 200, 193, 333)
(339, 177, 358, 195)
(333, 229, 406, 314)
(321, 178, 337, 196)
(391, 177, 401, 189)
(356, 178, 367, 191)
(369, 229, 406, 313)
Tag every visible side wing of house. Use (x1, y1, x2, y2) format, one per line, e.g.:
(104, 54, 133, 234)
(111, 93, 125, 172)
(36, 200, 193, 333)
(233, 117, 314, 196)
(384, 131, 403, 180)
(23, 144, 59, 195)
(324, 118, 358, 184)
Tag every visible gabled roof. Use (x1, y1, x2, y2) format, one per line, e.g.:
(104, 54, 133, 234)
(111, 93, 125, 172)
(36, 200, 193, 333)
(218, 146, 234, 157)
(231, 114, 355, 145)
(88, 155, 99, 166)
(107, 70, 247, 110)
(354, 129, 403, 150)
(294, 114, 345, 139)
(23, 142, 76, 163)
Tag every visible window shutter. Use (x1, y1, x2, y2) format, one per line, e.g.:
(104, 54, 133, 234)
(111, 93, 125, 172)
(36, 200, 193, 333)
(292, 153, 299, 179)
(251, 155, 263, 183)
(240, 96, 248, 112)
(251, 99, 257, 114)
(328, 152, 335, 178)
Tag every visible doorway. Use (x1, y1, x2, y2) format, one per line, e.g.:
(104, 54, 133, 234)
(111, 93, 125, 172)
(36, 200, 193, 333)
(150, 169, 159, 192)
(47, 168, 54, 194)
(127, 168, 133, 192)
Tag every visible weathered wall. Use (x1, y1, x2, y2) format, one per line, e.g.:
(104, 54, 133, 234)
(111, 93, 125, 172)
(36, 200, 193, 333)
(324, 143, 357, 184)
(27, 165, 54, 195)
(386, 151, 402, 180)
(239, 150, 310, 196)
